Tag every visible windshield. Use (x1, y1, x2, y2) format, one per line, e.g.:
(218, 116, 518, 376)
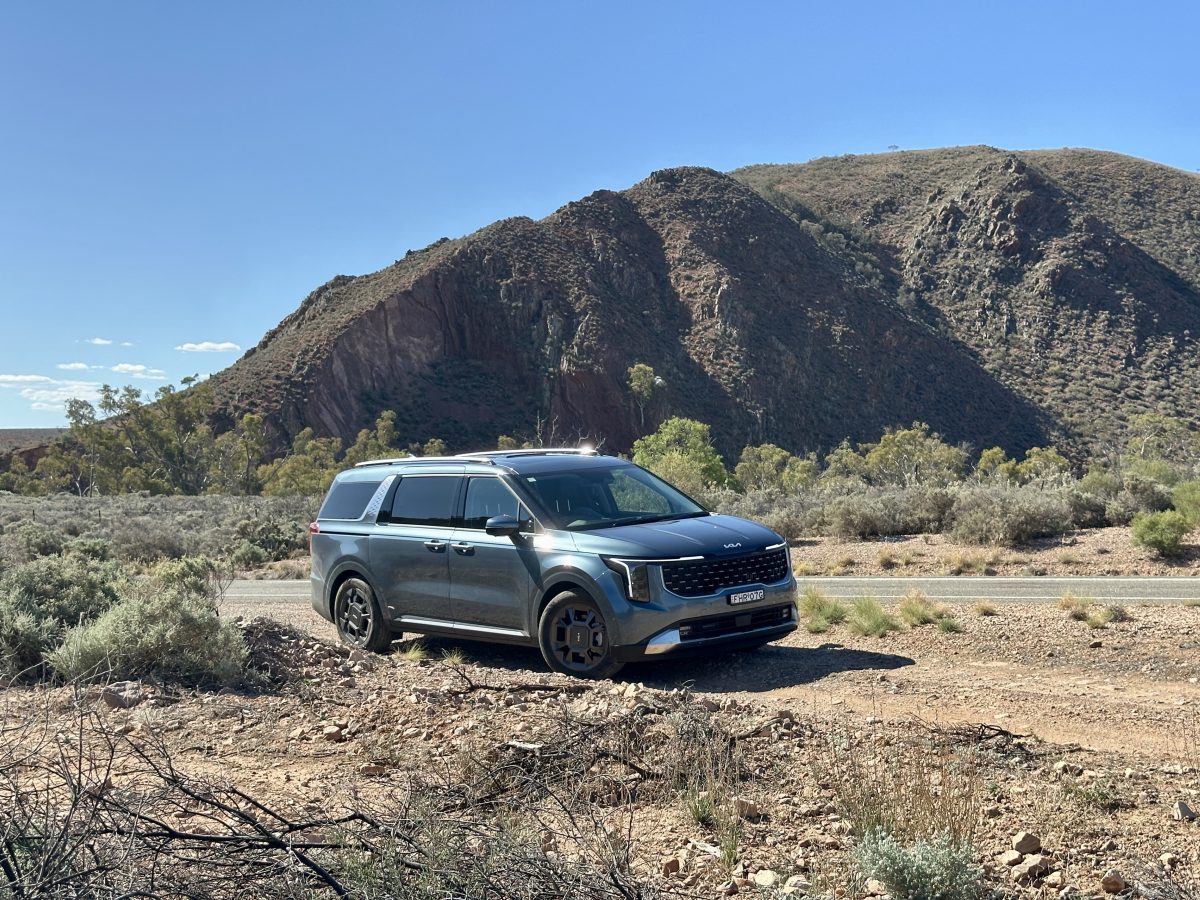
(520, 464, 707, 531)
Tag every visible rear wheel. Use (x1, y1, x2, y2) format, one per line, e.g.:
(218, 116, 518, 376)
(538, 592, 623, 679)
(333, 577, 392, 652)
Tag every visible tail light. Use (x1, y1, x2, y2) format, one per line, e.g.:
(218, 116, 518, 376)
(308, 521, 320, 552)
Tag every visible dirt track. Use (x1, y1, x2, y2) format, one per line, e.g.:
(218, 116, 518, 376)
(221, 582, 1200, 761)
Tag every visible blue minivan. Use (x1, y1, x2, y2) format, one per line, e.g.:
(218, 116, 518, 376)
(310, 448, 797, 678)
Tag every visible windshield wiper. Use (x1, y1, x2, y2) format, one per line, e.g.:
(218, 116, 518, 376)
(600, 511, 709, 529)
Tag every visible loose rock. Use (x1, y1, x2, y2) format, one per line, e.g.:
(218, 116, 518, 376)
(1011, 831, 1042, 855)
(1100, 869, 1126, 893)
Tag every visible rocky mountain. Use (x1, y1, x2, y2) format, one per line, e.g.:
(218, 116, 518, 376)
(208, 147, 1200, 460)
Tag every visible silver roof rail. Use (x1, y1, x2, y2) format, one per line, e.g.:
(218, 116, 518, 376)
(457, 447, 601, 459)
(353, 455, 492, 468)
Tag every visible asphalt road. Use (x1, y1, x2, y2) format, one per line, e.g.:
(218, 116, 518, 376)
(222, 576, 1199, 611)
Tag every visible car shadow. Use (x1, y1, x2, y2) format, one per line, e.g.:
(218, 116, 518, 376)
(388, 636, 913, 693)
(627, 643, 914, 693)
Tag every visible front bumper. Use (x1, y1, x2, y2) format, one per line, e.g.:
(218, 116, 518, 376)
(612, 601, 797, 661)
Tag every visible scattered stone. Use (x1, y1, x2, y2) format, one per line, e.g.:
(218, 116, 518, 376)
(1012, 854, 1050, 884)
(321, 725, 345, 742)
(1100, 869, 1126, 893)
(1089, 639, 1104, 649)
(863, 877, 887, 895)
(1011, 831, 1042, 855)
(100, 681, 144, 710)
(1044, 871, 1064, 888)
(358, 764, 388, 776)
(982, 803, 1002, 818)
(720, 880, 738, 896)
(1160, 852, 1179, 868)
(753, 870, 779, 889)
(1054, 760, 1084, 777)
(660, 857, 680, 877)
(998, 849, 1024, 867)
(782, 875, 811, 895)
(732, 796, 761, 819)
(1172, 800, 1197, 821)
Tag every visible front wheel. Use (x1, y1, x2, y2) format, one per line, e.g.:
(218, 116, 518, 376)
(538, 592, 624, 679)
(333, 577, 393, 652)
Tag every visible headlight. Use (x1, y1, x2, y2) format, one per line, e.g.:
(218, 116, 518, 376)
(602, 557, 652, 602)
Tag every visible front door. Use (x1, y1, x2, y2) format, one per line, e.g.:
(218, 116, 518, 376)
(369, 472, 462, 625)
(448, 475, 540, 634)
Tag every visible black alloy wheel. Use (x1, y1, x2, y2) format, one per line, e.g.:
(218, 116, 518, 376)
(538, 591, 623, 679)
(333, 577, 393, 652)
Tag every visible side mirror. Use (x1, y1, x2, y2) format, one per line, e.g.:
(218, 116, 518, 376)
(485, 514, 521, 537)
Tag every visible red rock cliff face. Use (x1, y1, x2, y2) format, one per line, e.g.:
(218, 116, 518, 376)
(211, 166, 1059, 458)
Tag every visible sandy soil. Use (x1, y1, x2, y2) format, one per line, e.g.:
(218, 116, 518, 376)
(792, 527, 1200, 578)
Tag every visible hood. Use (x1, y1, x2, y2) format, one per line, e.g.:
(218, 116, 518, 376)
(572, 514, 783, 559)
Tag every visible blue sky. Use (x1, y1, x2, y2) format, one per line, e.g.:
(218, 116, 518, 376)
(2, 0, 1197, 427)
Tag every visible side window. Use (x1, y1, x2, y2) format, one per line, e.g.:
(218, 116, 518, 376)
(462, 477, 531, 530)
(385, 476, 459, 528)
(319, 479, 384, 520)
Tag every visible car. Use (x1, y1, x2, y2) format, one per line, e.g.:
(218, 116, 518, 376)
(309, 448, 797, 678)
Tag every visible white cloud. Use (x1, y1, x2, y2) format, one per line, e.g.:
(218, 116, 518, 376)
(175, 341, 241, 353)
(120, 341, 134, 347)
(56, 362, 89, 371)
(18, 379, 103, 412)
(86, 337, 113, 345)
(112, 363, 166, 379)
(0, 374, 53, 385)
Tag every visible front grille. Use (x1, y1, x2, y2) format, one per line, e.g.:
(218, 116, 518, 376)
(678, 604, 793, 642)
(661, 547, 790, 598)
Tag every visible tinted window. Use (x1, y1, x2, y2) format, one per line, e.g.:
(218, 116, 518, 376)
(462, 477, 531, 530)
(319, 479, 384, 520)
(522, 464, 705, 530)
(386, 476, 459, 528)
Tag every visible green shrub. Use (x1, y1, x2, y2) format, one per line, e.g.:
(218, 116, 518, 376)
(50, 585, 247, 685)
(800, 587, 848, 633)
(853, 831, 982, 900)
(826, 486, 954, 539)
(1173, 480, 1200, 527)
(632, 417, 728, 492)
(1131, 510, 1190, 557)
(948, 484, 1073, 546)
(898, 591, 950, 627)
(64, 537, 112, 560)
(0, 554, 125, 678)
(0, 521, 65, 564)
(849, 598, 899, 637)
(232, 517, 305, 562)
(230, 539, 270, 569)
(152, 555, 223, 594)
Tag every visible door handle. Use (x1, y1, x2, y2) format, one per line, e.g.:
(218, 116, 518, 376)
(423, 540, 447, 552)
(451, 542, 474, 554)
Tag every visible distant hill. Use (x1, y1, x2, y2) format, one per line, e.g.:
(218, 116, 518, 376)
(735, 147, 1200, 452)
(202, 147, 1199, 460)
(0, 428, 65, 454)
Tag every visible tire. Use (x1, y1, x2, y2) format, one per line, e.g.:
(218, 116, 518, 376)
(538, 591, 624, 679)
(332, 577, 393, 653)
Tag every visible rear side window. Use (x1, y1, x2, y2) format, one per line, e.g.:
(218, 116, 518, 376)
(385, 476, 459, 528)
(462, 477, 531, 530)
(318, 479, 384, 520)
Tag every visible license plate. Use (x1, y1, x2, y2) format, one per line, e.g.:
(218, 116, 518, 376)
(728, 588, 764, 606)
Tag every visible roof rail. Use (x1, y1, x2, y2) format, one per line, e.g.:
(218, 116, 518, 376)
(353, 456, 492, 468)
(457, 447, 601, 460)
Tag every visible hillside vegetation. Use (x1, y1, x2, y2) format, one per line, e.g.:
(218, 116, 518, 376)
(735, 147, 1200, 452)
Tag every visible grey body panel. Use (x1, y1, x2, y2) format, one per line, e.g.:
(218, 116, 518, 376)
(310, 452, 797, 660)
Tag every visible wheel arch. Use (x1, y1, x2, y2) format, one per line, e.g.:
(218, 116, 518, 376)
(325, 565, 379, 618)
